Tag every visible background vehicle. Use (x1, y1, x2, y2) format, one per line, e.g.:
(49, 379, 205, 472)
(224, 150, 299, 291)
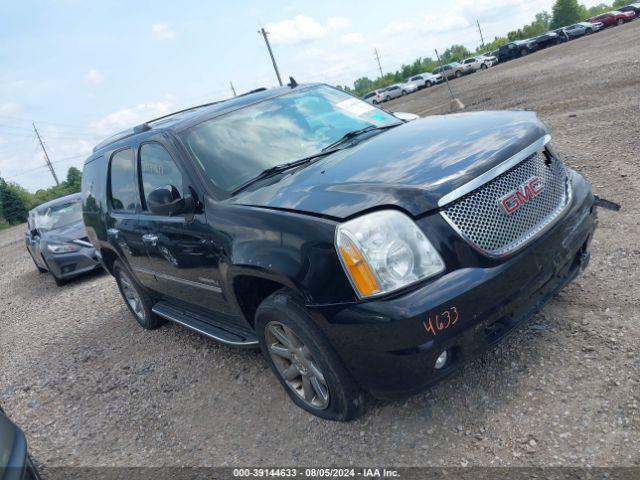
(587, 11, 630, 27)
(618, 4, 640, 16)
(552, 28, 570, 42)
(406, 72, 442, 89)
(25, 193, 101, 285)
(82, 84, 596, 421)
(400, 81, 418, 95)
(617, 9, 637, 21)
(362, 89, 383, 104)
(461, 55, 495, 72)
(380, 85, 402, 101)
(533, 31, 561, 49)
(432, 62, 466, 79)
(497, 39, 537, 62)
(0, 405, 42, 480)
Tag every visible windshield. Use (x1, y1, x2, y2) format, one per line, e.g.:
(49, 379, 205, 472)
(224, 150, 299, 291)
(35, 201, 82, 231)
(180, 85, 400, 193)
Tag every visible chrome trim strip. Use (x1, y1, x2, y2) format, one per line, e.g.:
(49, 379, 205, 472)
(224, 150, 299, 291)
(72, 239, 94, 248)
(437, 134, 551, 207)
(131, 267, 222, 293)
(151, 306, 258, 347)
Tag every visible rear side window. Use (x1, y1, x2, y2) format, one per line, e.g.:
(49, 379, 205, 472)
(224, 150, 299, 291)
(139, 143, 184, 209)
(109, 148, 138, 212)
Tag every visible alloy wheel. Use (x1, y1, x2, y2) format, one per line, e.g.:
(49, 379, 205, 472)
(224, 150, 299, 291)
(265, 321, 330, 410)
(119, 271, 145, 320)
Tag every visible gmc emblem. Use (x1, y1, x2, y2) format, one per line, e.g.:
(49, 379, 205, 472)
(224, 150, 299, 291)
(499, 176, 544, 214)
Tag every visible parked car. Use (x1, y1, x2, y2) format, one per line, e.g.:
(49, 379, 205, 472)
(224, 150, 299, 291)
(562, 22, 598, 38)
(617, 9, 637, 21)
(496, 39, 537, 62)
(461, 55, 495, 72)
(82, 83, 597, 420)
(478, 53, 499, 65)
(432, 62, 466, 79)
(552, 28, 570, 42)
(618, 3, 640, 16)
(25, 193, 101, 285)
(400, 82, 418, 95)
(379, 85, 402, 101)
(533, 31, 561, 49)
(406, 72, 442, 89)
(362, 89, 384, 104)
(0, 405, 42, 480)
(587, 11, 632, 27)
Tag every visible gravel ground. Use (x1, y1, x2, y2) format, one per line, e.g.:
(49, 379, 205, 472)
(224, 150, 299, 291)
(1, 23, 639, 469)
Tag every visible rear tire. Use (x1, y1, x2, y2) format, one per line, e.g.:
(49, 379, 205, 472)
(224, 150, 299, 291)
(586, 28, 593, 34)
(425, 81, 432, 87)
(113, 260, 164, 329)
(455, 70, 462, 78)
(401, 90, 407, 96)
(256, 290, 365, 421)
(521, 48, 529, 56)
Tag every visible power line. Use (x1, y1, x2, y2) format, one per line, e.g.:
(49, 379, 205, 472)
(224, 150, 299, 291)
(259, 27, 283, 86)
(32, 123, 60, 186)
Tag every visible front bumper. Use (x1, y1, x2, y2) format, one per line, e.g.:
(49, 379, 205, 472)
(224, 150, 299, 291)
(45, 246, 102, 279)
(312, 171, 597, 398)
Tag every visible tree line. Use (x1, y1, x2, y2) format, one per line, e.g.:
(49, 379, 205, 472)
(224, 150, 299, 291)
(0, 167, 82, 229)
(340, 0, 628, 97)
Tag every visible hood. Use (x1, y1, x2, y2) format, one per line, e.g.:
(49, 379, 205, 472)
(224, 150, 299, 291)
(41, 220, 88, 243)
(230, 110, 548, 219)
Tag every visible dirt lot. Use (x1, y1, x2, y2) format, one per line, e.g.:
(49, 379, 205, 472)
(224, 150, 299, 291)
(1, 23, 639, 469)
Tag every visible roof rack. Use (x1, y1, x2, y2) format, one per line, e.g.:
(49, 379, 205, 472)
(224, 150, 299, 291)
(93, 87, 269, 153)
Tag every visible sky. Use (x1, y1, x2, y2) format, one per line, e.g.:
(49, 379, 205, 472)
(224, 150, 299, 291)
(0, 0, 605, 192)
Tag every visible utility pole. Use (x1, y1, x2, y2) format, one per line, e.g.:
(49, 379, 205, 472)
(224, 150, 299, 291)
(477, 19, 486, 50)
(374, 48, 384, 78)
(32, 123, 59, 186)
(229, 81, 237, 97)
(259, 27, 283, 86)
(435, 49, 465, 112)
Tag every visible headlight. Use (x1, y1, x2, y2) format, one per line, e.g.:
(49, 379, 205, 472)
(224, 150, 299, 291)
(335, 210, 445, 298)
(47, 243, 80, 254)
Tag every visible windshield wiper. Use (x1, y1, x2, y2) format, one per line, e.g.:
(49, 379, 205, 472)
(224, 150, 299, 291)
(321, 124, 400, 152)
(231, 149, 341, 195)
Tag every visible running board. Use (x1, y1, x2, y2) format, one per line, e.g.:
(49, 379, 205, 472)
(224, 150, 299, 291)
(152, 301, 258, 347)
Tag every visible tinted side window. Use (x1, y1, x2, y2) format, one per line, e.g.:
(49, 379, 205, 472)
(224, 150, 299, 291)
(139, 143, 184, 209)
(109, 149, 138, 212)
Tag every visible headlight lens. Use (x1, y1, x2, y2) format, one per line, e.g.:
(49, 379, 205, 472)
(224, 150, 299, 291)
(335, 210, 445, 298)
(47, 243, 80, 254)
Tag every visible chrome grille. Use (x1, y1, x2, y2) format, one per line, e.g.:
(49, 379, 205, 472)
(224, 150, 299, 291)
(441, 152, 571, 256)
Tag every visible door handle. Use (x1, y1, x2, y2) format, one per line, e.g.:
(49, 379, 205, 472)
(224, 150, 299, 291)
(142, 233, 159, 246)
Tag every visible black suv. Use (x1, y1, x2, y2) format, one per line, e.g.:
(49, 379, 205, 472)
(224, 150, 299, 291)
(82, 84, 597, 420)
(497, 39, 538, 62)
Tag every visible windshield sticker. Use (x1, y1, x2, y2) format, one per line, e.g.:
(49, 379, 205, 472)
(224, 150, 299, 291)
(336, 98, 375, 116)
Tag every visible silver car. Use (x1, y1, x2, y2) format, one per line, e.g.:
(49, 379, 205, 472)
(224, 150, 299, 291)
(379, 85, 402, 101)
(406, 72, 443, 89)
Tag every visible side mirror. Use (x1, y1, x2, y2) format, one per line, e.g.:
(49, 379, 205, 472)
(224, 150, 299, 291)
(147, 185, 195, 217)
(392, 111, 420, 122)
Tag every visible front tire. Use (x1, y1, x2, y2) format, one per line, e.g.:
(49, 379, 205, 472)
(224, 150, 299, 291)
(256, 290, 365, 421)
(425, 81, 432, 87)
(617, 19, 624, 25)
(586, 28, 593, 34)
(521, 48, 529, 56)
(113, 260, 164, 329)
(455, 70, 462, 78)
(401, 90, 407, 96)
(480, 63, 488, 70)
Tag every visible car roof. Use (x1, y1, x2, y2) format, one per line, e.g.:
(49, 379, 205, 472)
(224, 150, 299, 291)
(89, 83, 324, 157)
(31, 192, 82, 213)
